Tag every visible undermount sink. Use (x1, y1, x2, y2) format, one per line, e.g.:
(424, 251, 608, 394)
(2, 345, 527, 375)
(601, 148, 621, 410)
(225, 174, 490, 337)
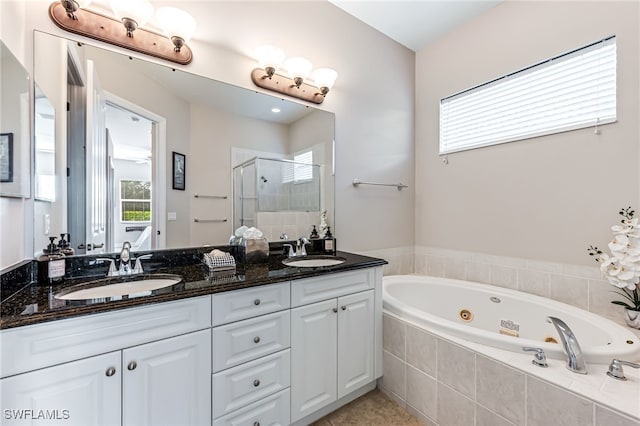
(55, 274, 183, 300)
(282, 255, 347, 268)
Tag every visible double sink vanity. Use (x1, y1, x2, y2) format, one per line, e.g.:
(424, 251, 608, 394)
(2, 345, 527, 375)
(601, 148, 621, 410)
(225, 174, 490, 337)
(0, 247, 385, 426)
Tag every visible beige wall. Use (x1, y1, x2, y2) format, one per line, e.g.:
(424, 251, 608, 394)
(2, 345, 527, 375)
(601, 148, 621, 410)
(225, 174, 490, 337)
(0, 0, 415, 267)
(415, 1, 640, 266)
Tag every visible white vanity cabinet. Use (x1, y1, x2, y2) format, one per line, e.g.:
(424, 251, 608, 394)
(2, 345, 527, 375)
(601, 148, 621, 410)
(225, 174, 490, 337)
(0, 296, 212, 426)
(290, 269, 379, 423)
(1, 351, 122, 426)
(211, 282, 291, 425)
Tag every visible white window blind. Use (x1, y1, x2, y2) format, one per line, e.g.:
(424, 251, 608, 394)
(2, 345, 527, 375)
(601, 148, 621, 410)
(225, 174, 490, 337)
(293, 150, 313, 182)
(439, 36, 616, 155)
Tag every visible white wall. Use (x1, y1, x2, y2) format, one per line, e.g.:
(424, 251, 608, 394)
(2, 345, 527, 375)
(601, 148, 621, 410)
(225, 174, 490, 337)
(188, 103, 289, 246)
(415, 1, 640, 266)
(0, 0, 415, 266)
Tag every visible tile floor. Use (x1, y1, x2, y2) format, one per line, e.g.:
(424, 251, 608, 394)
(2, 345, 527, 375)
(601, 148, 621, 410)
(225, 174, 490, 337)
(312, 389, 423, 426)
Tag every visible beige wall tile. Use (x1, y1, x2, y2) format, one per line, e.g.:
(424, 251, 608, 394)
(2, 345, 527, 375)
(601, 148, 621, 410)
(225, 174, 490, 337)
(437, 339, 475, 399)
(517, 269, 550, 298)
(476, 356, 525, 425)
(382, 350, 406, 400)
(550, 274, 589, 310)
(426, 255, 446, 277)
(467, 261, 492, 284)
(383, 314, 406, 359)
(527, 376, 593, 426)
(476, 404, 517, 426)
(490, 265, 518, 290)
(595, 405, 640, 426)
(406, 324, 437, 377)
(437, 383, 475, 426)
(406, 365, 437, 420)
(445, 256, 466, 280)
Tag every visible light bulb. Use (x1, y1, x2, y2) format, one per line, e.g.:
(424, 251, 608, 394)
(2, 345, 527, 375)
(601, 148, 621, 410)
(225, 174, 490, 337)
(254, 45, 286, 78)
(284, 57, 312, 88)
(156, 7, 197, 52)
(111, 0, 154, 37)
(311, 68, 338, 95)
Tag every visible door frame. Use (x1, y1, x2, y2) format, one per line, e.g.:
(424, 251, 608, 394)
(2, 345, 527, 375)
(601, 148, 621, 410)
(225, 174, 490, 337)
(103, 91, 167, 250)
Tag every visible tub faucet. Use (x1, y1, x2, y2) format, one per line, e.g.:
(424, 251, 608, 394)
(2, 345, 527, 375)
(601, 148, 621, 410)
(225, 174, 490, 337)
(547, 316, 587, 374)
(118, 241, 132, 275)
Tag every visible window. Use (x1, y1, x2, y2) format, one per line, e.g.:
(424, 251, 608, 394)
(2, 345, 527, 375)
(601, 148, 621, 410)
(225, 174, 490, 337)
(120, 180, 151, 222)
(282, 150, 314, 183)
(439, 36, 616, 155)
(293, 150, 313, 182)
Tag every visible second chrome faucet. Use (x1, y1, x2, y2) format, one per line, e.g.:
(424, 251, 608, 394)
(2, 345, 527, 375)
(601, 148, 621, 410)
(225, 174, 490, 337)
(547, 316, 587, 374)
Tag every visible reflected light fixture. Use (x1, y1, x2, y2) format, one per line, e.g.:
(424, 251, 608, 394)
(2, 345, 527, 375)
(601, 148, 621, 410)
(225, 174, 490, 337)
(251, 45, 338, 105)
(48, 0, 194, 65)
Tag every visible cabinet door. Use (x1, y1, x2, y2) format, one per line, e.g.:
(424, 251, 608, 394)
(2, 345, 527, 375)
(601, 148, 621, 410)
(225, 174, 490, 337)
(337, 290, 375, 399)
(290, 299, 337, 423)
(0, 352, 121, 426)
(122, 330, 211, 426)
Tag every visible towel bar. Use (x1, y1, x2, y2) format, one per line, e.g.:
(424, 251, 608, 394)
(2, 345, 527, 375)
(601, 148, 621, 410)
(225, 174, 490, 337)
(352, 179, 408, 191)
(194, 218, 228, 223)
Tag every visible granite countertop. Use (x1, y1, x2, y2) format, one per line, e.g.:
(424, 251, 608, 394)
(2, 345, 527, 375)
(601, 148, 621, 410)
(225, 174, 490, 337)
(0, 251, 386, 330)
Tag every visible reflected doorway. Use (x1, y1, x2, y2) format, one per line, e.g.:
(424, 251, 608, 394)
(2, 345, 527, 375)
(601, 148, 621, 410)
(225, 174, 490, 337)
(66, 57, 166, 255)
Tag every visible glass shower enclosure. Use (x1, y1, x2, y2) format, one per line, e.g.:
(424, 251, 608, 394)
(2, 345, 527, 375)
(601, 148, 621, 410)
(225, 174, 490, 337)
(232, 157, 321, 231)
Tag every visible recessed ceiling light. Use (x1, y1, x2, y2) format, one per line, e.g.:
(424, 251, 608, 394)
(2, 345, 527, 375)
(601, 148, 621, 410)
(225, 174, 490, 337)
(271, 108, 281, 113)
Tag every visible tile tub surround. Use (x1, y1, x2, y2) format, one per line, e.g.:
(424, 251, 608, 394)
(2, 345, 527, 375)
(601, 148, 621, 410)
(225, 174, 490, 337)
(414, 246, 640, 339)
(381, 314, 640, 426)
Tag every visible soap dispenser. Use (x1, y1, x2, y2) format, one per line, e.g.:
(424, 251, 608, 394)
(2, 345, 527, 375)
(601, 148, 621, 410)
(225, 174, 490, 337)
(58, 233, 75, 256)
(37, 237, 66, 284)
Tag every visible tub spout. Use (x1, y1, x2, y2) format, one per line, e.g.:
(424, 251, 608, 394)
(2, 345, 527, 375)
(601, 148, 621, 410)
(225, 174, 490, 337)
(547, 316, 587, 374)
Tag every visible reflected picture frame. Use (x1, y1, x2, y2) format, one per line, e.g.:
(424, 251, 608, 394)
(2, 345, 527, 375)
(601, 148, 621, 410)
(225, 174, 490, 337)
(0, 133, 14, 183)
(172, 151, 185, 190)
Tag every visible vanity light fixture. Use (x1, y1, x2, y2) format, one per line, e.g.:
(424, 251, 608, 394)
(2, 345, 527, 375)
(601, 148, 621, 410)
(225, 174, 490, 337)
(48, 0, 194, 65)
(110, 0, 153, 38)
(251, 45, 338, 105)
(60, 0, 91, 19)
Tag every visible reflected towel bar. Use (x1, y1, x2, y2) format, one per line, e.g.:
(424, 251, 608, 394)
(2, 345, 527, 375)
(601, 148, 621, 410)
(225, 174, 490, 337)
(194, 194, 227, 199)
(194, 218, 228, 223)
(352, 179, 408, 191)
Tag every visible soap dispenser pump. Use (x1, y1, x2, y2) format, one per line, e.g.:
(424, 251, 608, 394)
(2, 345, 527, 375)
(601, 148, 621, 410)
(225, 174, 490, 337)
(58, 233, 75, 256)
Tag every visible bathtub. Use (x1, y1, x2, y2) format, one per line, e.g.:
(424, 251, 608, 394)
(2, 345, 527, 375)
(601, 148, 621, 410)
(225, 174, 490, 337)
(383, 275, 640, 364)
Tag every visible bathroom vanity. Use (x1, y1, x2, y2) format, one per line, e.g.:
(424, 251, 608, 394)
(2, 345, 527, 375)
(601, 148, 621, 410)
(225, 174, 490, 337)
(0, 250, 385, 426)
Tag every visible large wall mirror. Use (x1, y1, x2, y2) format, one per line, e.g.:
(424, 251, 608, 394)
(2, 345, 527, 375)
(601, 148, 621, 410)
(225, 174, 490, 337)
(33, 31, 335, 257)
(0, 41, 31, 198)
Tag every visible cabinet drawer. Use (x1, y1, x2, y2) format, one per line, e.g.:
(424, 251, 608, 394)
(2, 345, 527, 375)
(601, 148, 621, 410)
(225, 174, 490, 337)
(213, 282, 290, 326)
(213, 310, 290, 373)
(212, 388, 290, 426)
(291, 269, 373, 307)
(212, 349, 290, 418)
(0, 295, 212, 378)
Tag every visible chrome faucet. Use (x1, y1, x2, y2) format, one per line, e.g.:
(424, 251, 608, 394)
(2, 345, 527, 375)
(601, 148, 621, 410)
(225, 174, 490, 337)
(119, 241, 132, 275)
(133, 254, 153, 274)
(547, 316, 587, 374)
(283, 237, 311, 258)
(297, 237, 310, 257)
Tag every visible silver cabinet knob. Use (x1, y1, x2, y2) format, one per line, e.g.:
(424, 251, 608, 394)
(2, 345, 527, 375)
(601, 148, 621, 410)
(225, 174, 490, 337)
(332, 307, 338, 313)
(341, 306, 346, 311)
(253, 379, 260, 387)
(127, 361, 137, 371)
(254, 299, 261, 306)
(254, 336, 261, 344)
(253, 422, 260, 426)
(105, 367, 116, 377)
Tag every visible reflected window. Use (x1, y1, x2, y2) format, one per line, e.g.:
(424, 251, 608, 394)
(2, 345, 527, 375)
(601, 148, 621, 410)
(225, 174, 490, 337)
(120, 180, 151, 222)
